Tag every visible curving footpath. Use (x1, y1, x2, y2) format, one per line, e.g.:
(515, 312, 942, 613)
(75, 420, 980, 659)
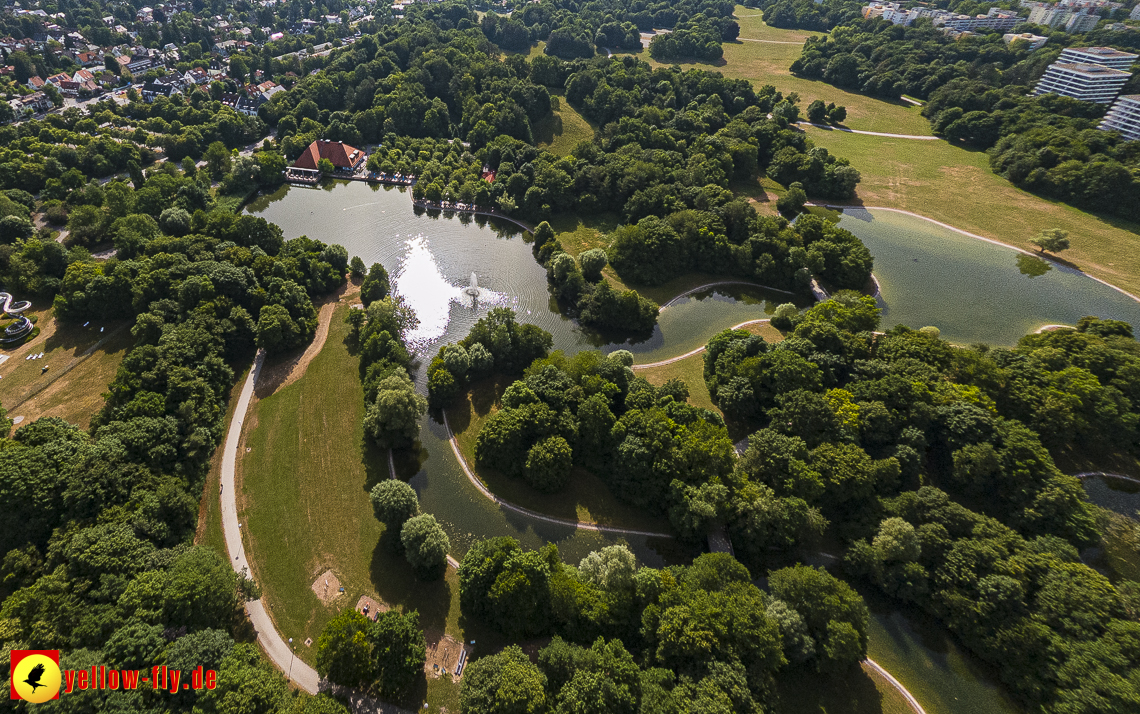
(1073, 471, 1140, 487)
(219, 350, 321, 695)
(442, 411, 673, 538)
(633, 319, 773, 369)
(865, 658, 928, 714)
(797, 121, 940, 140)
(659, 280, 795, 309)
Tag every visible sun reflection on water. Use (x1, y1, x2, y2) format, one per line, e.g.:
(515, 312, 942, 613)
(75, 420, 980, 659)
(393, 234, 510, 350)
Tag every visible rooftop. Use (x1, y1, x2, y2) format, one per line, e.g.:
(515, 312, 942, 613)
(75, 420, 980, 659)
(1051, 62, 1133, 76)
(1067, 46, 1139, 58)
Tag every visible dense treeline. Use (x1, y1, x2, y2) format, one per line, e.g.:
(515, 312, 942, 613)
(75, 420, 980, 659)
(430, 318, 823, 550)
(704, 293, 1140, 710)
(0, 179, 356, 712)
(457, 546, 871, 713)
(343, 261, 429, 452)
(748, 0, 862, 32)
(484, 0, 738, 57)
(790, 20, 1140, 220)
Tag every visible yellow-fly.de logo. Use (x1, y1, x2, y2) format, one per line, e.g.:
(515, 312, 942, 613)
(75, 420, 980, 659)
(10, 650, 61, 703)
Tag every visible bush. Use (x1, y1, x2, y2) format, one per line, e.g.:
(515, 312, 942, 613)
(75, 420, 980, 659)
(776, 183, 807, 216)
(578, 248, 607, 282)
(159, 207, 191, 236)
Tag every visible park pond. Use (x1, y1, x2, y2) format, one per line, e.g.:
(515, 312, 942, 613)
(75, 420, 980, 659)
(829, 207, 1140, 346)
(246, 180, 1140, 714)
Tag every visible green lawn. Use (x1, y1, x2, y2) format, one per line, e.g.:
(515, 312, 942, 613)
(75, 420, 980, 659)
(800, 126, 1140, 299)
(238, 302, 463, 710)
(0, 308, 131, 430)
(648, 7, 933, 136)
(534, 92, 596, 156)
(447, 376, 673, 533)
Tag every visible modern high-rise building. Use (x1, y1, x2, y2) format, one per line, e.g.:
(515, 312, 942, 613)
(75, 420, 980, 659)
(1100, 95, 1140, 141)
(1059, 46, 1139, 69)
(1033, 62, 1132, 103)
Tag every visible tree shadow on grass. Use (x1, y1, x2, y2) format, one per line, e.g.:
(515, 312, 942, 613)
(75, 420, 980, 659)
(368, 535, 453, 635)
(774, 664, 891, 714)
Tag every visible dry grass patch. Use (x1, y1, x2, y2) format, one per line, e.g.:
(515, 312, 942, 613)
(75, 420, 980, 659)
(0, 309, 131, 429)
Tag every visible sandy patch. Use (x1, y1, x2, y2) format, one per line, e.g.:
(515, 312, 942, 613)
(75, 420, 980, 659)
(425, 634, 470, 680)
(354, 595, 388, 620)
(311, 569, 344, 605)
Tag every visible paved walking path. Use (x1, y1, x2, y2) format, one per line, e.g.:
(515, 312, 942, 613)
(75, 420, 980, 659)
(1073, 471, 1140, 486)
(659, 280, 795, 309)
(798, 121, 939, 140)
(220, 352, 417, 711)
(633, 319, 773, 369)
(865, 658, 928, 714)
(219, 351, 322, 694)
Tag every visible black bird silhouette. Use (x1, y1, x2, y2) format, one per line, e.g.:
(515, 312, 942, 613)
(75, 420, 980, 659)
(23, 663, 46, 693)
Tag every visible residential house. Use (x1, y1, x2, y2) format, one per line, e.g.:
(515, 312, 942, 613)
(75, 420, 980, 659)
(26, 76, 45, 90)
(76, 51, 100, 67)
(219, 92, 264, 116)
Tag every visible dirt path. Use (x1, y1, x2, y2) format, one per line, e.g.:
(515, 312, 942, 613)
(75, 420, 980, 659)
(260, 278, 361, 395)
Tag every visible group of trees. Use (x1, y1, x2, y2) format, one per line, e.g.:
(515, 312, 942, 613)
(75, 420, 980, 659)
(753, 0, 862, 32)
(700, 292, 1140, 709)
(0, 184, 367, 712)
(343, 261, 428, 451)
(788, 19, 1140, 220)
(605, 209, 872, 292)
(315, 607, 426, 699)
(482, 0, 738, 59)
(427, 307, 554, 407)
(457, 545, 871, 713)
(369, 479, 450, 580)
(924, 80, 1140, 219)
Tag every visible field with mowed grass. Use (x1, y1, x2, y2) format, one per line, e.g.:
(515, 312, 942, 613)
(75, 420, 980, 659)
(648, 8, 932, 136)
(0, 308, 132, 429)
(237, 302, 464, 709)
(801, 127, 1140, 298)
(534, 92, 596, 156)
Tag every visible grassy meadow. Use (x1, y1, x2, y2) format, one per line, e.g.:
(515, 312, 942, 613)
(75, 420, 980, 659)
(0, 308, 131, 429)
(236, 302, 464, 710)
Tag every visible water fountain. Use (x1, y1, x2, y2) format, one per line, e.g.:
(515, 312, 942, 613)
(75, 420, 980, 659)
(0, 292, 32, 343)
(465, 272, 480, 297)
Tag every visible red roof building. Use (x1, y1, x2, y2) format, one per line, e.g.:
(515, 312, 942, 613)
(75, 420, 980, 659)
(292, 140, 366, 172)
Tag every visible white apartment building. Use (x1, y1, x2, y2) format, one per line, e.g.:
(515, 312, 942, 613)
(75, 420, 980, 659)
(935, 7, 1021, 31)
(1034, 62, 1132, 102)
(1065, 11, 1101, 31)
(1003, 32, 1049, 48)
(1099, 94, 1140, 140)
(1132, 4, 1140, 19)
(1059, 46, 1139, 69)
